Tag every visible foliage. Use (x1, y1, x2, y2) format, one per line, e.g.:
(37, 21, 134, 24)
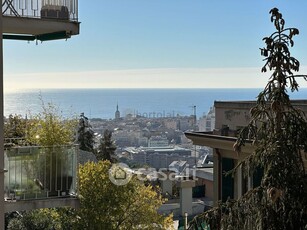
(96, 129, 117, 162)
(26, 102, 77, 146)
(23, 101, 78, 195)
(5, 212, 23, 230)
(6, 208, 75, 230)
(4, 114, 27, 139)
(189, 8, 307, 230)
(77, 113, 95, 152)
(76, 161, 173, 230)
(4, 114, 28, 146)
(53, 208, 77, 230)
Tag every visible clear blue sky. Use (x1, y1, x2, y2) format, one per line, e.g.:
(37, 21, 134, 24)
(4, 0, 307, 90)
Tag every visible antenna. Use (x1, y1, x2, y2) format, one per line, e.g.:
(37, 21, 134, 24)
(189, 105, 197, 166)
(189, 105, 197, 131)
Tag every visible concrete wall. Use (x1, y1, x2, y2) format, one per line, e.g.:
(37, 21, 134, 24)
(204, 179, 214, 200)
(214, 100, 307, 130)
(214, 101, 255, 130)
(194, 178, 213, 200)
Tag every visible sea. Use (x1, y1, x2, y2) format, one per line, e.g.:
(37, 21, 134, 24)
(4, 88, 307, 119)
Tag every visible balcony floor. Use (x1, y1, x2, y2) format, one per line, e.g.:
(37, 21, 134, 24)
(5, 197, 79, 212)
(3, 15, 80, 40)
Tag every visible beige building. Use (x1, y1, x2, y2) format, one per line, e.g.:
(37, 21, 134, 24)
(198, 106, 215, 132)
(185, 100, 307, 205)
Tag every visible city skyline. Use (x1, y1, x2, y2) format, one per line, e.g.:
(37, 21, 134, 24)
(4, 1, 307, 91)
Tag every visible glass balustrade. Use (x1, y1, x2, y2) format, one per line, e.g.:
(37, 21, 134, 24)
(4, 145, 78, 201)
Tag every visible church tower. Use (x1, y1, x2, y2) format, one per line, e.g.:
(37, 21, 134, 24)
(115, 103, 120, 120)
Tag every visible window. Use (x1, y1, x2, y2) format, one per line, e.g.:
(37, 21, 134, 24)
(221, 157, 234, 201)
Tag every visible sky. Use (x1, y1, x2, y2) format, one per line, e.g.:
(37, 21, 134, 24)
(4, 0, 307, 91)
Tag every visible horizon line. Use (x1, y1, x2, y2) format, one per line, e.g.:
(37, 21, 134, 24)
(5, 86, 307, 93)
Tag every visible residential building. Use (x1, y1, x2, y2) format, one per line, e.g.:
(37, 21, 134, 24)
(125, 146, 194, 169)
(178, 116, 196, 131)
(163, 119, 179, 130)
(148, 135, 169, 147)
(169, 160, 187, 173)
(113, 130, 142, 147)
(137, 136, 148, 147)
(1, 0, 80, 228)
(198, 107, 215, 131)
(185, 100, 307, 205)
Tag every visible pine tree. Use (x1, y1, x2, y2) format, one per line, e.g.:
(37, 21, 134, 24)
(189, 8, 307, 230)
(77, 113, 95, 152)
(96, 129, 117, 162)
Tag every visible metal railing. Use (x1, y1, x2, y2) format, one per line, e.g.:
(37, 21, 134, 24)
(2, 0, 78, 21)
(4, 145, 78, 201)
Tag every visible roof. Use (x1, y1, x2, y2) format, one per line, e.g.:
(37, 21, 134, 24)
(169, 160, 187, 168)
(184, 131, 254, 159)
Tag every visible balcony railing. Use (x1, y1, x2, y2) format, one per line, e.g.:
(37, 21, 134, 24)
(4, 145, 78, 201)
(2, 0, 78, 21)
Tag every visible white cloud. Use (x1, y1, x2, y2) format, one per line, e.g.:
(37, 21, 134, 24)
(5, 66, 307, 92)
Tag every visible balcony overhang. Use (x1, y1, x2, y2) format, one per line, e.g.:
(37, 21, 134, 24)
(3, 16, 80, 41)
(185, 132, 307, 169)
(185, 131, 255, 159)
(5, 197, 80, 212)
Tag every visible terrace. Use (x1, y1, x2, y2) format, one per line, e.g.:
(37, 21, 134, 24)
(4, 144, 79, 212)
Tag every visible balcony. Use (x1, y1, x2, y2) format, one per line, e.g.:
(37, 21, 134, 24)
(2, 0, 80, 41)
(2, 0, 78, 20)
(4, 145, 79, 212)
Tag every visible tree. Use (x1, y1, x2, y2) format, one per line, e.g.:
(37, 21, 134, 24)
(96, 129, 117, 162)
(76, 161, 173, 230)
(4, 114, 27, 138)
(25, 102, 78, 195)
(4, 114, 27, 146)
(77, 113, 95, 152)
(26, 102, 77, 146)
(7, 208, 76, 230)
(189, 8, 307, 230)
